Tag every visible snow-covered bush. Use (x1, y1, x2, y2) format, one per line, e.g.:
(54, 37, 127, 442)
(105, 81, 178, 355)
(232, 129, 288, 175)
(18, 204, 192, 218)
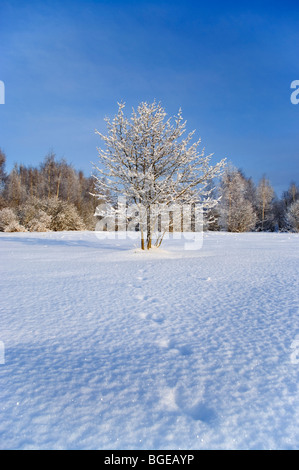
(26, 210, 52, 232)
(0, 208, 16, 231)
(287, 200, 299, 232)
(19, 197, 51, 231)
(0, 207, 26, 232)
(4, 220, 27, 232)
(18, 196, 86, 232)
(45, 197, 86, 231)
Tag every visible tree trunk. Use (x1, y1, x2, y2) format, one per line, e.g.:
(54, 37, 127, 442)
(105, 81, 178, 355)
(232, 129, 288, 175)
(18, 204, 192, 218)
(141, 232, 145, 250)
(146, 207, 152, 249)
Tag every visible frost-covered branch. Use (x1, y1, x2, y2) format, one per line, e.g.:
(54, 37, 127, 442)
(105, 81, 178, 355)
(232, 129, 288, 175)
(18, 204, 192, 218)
(92, 101, 226, 249)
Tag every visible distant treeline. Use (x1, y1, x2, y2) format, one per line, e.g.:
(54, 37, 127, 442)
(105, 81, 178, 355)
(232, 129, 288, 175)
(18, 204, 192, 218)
(209, 165, 299, 233)
(0, 149, 98, 232)
(0, 149, 298, 233)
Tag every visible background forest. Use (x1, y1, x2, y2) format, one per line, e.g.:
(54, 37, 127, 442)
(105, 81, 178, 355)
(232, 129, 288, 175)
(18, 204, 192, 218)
(0, 148, 298, 233)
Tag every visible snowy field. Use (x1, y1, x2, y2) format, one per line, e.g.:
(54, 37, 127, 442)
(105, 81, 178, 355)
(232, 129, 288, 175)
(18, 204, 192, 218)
(0, 230, 298, 450)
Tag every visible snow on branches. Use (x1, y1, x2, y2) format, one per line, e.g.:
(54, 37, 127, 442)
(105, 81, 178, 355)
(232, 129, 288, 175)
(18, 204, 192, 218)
(92, 101, 226, 249)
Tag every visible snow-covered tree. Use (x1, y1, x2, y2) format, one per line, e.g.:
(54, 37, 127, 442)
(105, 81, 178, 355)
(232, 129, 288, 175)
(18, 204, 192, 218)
(256, 176, 275, 231)
(283, 182, 299, 208)
(287, 200, 299, 232)
(218, 166, 256, 232)
(275, 181, 299, 231)
(0, 149, 6, 189)
(4, 165, 27, 208)
(0, 150, 7, 210)
(92, 101, 226, 249)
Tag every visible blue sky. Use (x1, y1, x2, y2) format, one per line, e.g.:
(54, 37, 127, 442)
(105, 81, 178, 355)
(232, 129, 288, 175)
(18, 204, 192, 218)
(0, 0, 298, 196)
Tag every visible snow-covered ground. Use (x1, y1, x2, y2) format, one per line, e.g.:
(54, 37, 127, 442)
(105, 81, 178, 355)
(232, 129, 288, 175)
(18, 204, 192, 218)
(0, 230, 298, 450)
